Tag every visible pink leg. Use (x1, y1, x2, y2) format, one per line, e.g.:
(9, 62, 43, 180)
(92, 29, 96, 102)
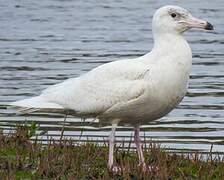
(134, 127, 158, 172)
(134, 126, 145, 166)
(108, 124, 116, 170)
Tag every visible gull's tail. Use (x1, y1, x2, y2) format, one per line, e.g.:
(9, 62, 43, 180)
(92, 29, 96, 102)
(9, 96, 64, 114)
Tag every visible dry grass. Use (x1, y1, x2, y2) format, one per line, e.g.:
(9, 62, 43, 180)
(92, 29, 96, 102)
(0, 124, 224, 179)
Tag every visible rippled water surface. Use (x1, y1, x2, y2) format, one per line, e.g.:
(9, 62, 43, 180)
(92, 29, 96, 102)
(0, 0, 223, 153)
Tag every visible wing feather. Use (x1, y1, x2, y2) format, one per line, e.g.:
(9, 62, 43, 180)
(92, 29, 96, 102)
(39, 59, 149, 116)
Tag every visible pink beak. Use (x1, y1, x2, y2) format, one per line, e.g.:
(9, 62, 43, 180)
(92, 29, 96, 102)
(183, 16, 214, 30)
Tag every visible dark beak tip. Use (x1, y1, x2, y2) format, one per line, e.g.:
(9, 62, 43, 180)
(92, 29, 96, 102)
(205, 22, 214, 30)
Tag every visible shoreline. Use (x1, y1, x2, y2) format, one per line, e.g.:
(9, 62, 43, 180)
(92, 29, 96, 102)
(0, 124, 223, 179)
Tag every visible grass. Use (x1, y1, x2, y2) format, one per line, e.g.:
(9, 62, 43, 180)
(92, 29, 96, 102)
(0, 124, 224, 179)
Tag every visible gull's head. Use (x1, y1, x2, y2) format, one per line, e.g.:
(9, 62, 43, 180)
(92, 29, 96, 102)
(152, 5, 214, 35)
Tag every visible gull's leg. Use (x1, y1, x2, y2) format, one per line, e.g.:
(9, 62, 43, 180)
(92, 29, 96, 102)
(134, 126, 158, 172)
(108, 124, 117, 171)
(134, 126, 145, 166)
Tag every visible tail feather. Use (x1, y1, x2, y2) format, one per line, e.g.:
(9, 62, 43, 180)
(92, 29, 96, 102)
(9, 96, 64, 114)
(17, 107, 41, 114)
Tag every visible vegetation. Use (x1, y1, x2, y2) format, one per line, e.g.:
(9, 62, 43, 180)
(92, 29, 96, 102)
(0, 124, 223, 179)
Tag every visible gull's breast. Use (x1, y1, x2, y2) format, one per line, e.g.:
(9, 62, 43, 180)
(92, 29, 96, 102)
(138, 55, 191, 123)
(109, 55, 190, 125)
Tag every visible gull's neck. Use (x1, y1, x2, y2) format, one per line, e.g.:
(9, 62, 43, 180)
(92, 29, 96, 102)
(140, 32, 192, 66)
(153, 32, 188, 52)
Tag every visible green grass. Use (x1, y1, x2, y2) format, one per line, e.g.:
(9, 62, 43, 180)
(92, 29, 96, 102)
(0, 124, 224, 179)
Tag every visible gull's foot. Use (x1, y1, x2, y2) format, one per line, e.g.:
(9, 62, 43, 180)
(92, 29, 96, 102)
(108, 165, 126, 173)
(138, 163, 159, 173)
(111, 166, 122, 173)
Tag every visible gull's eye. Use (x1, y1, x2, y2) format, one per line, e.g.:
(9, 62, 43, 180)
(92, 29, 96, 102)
(171, 13, 177, 18)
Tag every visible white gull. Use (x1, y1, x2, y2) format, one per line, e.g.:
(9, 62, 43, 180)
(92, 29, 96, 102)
(10, 5, 213, 171)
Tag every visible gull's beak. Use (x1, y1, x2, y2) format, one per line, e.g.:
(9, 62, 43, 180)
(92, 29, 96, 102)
(182, 15, 214, 30)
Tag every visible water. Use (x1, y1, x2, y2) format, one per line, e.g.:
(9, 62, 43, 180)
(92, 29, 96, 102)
(0, 0, 223, 153)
